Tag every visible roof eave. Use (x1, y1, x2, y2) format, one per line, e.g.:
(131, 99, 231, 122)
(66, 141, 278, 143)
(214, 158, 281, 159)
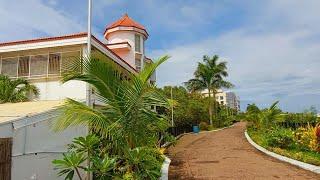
(104, 26, 149, 40)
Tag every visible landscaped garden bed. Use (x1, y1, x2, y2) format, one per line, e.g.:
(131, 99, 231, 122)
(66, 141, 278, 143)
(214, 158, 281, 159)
(247, 127, 320, 166)
(245, 102, 320, 166)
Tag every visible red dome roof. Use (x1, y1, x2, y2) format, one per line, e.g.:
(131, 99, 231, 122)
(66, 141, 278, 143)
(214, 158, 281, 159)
(104, 14, 147, 35)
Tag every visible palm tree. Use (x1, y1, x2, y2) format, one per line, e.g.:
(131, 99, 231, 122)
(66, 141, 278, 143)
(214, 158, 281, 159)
(0, 75, 39, 103)
(52, 54, 170, 179)
(52, 54, 170, 151)
(185, 55, 233, 125)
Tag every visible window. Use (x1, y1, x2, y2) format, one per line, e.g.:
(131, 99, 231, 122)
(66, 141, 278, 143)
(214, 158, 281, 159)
(49, 53, 61, 75)
(1, 58, 18, 77)
(61, 51, 81, 73)
(135, 58, 141, 72)
(135, 34, 141, 52)
(220, 96, 224, 100)
(18, 56, 30, 77)
(30, 55, 48, 76)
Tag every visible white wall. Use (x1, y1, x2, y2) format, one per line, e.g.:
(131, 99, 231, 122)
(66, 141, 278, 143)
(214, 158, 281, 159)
(108, 31, 138, 68)
(12, 153, 64, 180)
(0, 123, 13, 137)
(33, 80, 86, 101)
(0, 109, 87, 180)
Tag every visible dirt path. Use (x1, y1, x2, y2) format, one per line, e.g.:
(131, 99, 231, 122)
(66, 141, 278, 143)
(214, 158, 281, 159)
(167, 122, 320, 180)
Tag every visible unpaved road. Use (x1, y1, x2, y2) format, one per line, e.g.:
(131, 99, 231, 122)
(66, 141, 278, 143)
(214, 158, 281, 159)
(167, 122, 320, 179)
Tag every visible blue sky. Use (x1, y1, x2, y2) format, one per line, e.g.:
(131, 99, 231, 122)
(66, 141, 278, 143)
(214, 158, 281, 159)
(0, 0, 319, 112)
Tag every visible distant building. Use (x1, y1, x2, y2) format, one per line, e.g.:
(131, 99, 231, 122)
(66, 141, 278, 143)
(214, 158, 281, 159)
(202, 89, 240, 111)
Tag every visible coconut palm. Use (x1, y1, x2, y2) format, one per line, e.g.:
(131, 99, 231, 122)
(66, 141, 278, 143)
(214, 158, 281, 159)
(53, 54, 170, 150)
(185, 55, 233, 125)
(0, 75, 39, 103)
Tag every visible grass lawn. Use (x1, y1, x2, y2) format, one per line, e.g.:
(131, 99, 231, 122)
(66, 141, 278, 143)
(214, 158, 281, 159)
(247, 128, 320, 166)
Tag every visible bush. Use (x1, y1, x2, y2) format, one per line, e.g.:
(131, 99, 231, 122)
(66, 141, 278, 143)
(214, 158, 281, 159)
(199, 122, 209, 131)
(294, 125, 320, 152)
(266, 128, 295, 149)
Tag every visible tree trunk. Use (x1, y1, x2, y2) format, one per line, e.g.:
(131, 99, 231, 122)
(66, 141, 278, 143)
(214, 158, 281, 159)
(212, 91, 216, 125)
(208, 88, 213, 125)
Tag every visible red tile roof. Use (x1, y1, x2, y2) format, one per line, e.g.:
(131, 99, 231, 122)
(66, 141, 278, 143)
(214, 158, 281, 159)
(0, 32, 87, 47)
(104, 13, 148, 35)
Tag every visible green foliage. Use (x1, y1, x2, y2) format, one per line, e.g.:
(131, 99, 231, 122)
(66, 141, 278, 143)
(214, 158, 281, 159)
(265, 128, 295, 149)
(248, 128, 320, 166)
(245, 101, 282, 129)
(124, 147, 163, 179)
(246, 101, 320, 166)
(0, 75, 39, 103)
(199, 122, 209, 131)
(52, 152, 86, 180)
(279, 112, 319, 128)
(52, 55, 170, 179)
(159, 86, 209, 126)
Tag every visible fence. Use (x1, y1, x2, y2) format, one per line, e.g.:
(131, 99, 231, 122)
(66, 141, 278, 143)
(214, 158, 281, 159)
(0, 138, 12, 180)
(167, 125, 193, 137)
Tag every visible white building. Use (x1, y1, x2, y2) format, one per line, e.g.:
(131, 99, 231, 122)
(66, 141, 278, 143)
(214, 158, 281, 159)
(202, 89, 240, 111)
(0, 14, 153, 179)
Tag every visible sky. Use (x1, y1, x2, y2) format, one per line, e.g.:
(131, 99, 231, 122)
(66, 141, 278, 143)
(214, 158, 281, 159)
(0, 0, 319, 112)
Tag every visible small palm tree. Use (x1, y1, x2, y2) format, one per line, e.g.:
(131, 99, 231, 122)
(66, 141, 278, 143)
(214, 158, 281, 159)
(259, 101, 282, 128)
(185, 55, 233, 125)
(0, 75, 39, 103)
(52, 55, 170, 179)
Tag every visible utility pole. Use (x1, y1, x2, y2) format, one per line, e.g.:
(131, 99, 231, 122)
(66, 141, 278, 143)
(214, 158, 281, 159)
(86, 0, 92, 107)
(86, 1, 92, 180)
(171, 87, 174, 127)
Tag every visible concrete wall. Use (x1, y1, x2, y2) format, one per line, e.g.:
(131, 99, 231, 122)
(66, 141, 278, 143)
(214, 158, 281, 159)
(32, 80, 87, 101)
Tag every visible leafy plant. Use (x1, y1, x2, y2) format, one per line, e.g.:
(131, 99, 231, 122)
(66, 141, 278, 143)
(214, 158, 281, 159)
(52, 152, 86, 180)
(294, 124, 320, 152)
(265, 128, 295, 149)
(0, 75, 39, 103)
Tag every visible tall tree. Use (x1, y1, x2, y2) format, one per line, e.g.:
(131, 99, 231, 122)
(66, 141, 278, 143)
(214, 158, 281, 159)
(0, 75, 39, 103)
(185, 55, 233, 125)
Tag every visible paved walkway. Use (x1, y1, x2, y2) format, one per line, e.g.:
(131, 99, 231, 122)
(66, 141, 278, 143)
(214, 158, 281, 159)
(167, 122, 320, 179)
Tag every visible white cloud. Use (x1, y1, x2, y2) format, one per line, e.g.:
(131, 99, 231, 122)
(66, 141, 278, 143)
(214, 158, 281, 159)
(0, 0, 84, 41)
(151, 1, 320, 112)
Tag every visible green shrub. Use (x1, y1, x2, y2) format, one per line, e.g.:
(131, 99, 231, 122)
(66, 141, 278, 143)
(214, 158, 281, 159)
(266, 128, 295, 149)
(199, 121, 209, 131)
(208, 125, 215, 131)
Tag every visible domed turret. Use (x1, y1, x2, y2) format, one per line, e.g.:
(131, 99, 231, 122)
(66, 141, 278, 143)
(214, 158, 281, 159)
(104, 14, 148, 71)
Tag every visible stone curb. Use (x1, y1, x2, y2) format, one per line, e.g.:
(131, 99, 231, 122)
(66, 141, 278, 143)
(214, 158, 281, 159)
(244, 130, 320, 174)
(159, 156, 171, 180)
